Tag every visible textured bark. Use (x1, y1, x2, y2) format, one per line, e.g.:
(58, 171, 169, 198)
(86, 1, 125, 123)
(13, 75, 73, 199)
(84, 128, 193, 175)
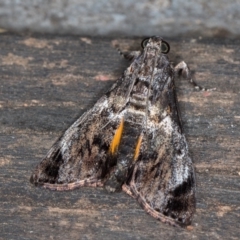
(0, 33, 239, 239)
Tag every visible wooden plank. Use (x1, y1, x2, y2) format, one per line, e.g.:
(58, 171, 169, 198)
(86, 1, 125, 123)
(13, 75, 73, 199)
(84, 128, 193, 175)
(0, 33, 239, 239)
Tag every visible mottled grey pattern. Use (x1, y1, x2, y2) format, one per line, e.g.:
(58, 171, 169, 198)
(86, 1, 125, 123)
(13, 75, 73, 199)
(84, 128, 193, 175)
(31, 36, 195, 227)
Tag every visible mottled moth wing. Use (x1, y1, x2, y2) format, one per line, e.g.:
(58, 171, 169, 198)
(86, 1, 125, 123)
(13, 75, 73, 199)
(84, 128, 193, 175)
(30, 83, 127, 189)
(31, 36, 196, 227)
(125, 113, 195, 226)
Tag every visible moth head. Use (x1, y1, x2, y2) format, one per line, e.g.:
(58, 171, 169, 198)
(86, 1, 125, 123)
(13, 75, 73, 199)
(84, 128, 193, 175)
(141, 36, 170, 54)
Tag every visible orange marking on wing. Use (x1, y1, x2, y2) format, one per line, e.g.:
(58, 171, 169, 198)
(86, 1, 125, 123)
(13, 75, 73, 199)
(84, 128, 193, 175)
(109, 118, 124, 154)
(134, 134, 143, 161)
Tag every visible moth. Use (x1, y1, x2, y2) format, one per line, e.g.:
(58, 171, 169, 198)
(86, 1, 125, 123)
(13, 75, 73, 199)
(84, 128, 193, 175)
(30, 36, 196, 227)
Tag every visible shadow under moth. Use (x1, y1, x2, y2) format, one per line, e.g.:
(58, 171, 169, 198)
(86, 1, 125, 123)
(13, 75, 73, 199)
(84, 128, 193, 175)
(30, 36, 196, 227)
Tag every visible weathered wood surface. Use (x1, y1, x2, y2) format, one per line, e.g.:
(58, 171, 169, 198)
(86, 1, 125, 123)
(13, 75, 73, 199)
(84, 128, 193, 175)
(0, 33, 239, 240)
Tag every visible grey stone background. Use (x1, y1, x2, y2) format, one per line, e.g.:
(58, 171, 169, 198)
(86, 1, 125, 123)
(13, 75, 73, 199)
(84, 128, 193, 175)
(0, 0, 239, 38)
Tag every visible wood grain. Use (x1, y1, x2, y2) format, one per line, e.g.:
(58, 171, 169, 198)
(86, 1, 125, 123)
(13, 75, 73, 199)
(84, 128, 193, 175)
(0, 33, 239, 239)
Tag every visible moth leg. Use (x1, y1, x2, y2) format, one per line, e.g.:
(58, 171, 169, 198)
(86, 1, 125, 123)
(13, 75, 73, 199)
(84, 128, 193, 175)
(174, 61, 216, 91)
(43, 179, 103, 191)
(117, 49, 141, 61)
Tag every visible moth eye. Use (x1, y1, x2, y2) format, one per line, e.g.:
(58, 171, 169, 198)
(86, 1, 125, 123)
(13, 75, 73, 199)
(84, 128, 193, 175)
(161, 40, 170, 54)
(141, 37, 170, 54)
(141, 37, 150, 48)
